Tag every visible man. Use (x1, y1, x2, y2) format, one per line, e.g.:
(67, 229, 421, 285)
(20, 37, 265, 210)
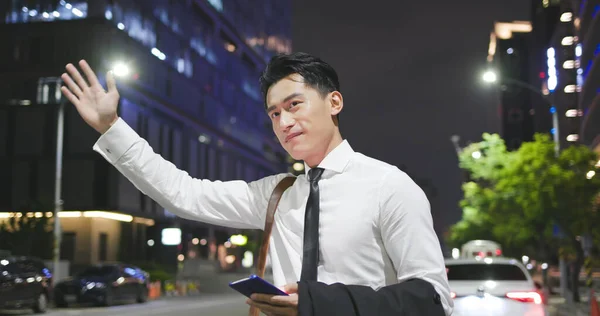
(60, 52, 452, 315)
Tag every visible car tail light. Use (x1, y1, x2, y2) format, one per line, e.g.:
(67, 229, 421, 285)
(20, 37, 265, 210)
(505, 291, 543, 304)
(450, 291, 456, 299)
(495, 248, 502, 256)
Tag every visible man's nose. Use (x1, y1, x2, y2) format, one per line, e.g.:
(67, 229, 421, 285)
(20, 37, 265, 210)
(279, 111, 295, 131)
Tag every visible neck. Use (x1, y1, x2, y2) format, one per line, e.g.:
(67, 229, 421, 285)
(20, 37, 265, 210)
(304, 131, 344, 168)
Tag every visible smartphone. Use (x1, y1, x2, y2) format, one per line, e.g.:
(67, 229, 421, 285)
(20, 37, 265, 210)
(229, 274, 289, 298)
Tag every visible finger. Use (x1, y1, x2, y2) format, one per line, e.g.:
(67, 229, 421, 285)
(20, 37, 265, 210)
(270, 295, 296, 306)
(65, 63, 89, 91)
(61, 73, 83, 97)
(282, 283, 298, 293)
(60, 86, 80, 107)
(248, 301, 289, 315)
(251, 294, 275, 303)
(79, 60, 101, 87)
(106, 70, 118, 94)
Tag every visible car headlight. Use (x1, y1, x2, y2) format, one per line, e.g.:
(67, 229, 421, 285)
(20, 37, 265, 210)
(84, 282, 106, 290)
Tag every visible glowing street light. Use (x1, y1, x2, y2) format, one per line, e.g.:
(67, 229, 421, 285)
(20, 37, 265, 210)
(111, 61, 130, 77)
(482, 70, 498, 83)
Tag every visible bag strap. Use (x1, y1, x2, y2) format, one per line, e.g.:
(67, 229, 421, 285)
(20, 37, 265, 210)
(249, 175, 296, 316)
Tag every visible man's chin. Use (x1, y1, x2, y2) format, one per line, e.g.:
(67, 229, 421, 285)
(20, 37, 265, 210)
(285, 146, 310, 161)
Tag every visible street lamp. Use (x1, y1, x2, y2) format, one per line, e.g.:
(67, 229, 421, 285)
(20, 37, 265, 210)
(482, 70, 497, 83)
(47, 61, 133, 284)
(481, 70, 560, 156)
(111, 61, 131, 77)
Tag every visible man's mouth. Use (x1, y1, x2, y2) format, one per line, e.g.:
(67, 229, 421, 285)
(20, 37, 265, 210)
(285, 132, 303, 143)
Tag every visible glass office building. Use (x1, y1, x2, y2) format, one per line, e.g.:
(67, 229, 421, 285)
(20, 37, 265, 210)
(0, 0, 291, 269)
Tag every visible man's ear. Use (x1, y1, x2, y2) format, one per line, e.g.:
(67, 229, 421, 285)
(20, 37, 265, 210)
(329, 91, 343, 116)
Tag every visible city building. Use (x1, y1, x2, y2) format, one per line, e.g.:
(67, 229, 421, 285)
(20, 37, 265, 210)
(575, 0, 600, 150)
(0, 0, 291, 271)
(543, 0, 582, 150)
(487, 0, 600, 153)
(529, 0, 561, 138)
(527, 0, 600, 151)
(486, 21, 535, 150)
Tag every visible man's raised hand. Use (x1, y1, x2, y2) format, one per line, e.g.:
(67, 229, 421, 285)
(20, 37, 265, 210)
(61, 60, 119, 134)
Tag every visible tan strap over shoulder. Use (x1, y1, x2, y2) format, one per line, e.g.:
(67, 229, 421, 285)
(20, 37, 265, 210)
(249, 175, 296, 316)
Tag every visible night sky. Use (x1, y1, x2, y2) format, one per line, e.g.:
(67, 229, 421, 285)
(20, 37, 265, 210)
(292, 0, 529, 234)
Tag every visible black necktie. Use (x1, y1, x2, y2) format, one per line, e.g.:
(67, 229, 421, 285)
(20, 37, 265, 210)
(300, 167, 325, 281)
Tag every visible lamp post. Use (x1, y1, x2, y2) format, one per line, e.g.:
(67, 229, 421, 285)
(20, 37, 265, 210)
(54, 82, 66, 286)
(481, 70, 560, 156)
(36, 76, 66, 286)
(47, 61, 132, 284)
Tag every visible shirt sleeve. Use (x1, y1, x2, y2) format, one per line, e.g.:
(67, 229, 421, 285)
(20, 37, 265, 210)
(93, 117, 289, 229)
(378, 168, 453, 316)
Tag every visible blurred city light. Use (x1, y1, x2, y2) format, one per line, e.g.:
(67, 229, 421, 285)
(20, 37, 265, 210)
(111, 61, 130, 77)
(452, 248, 460, 259)
(292, 162, 304, 172)
(471, 151, 482, 159)
(586, 170, 595, 179)
(482, 70, 497, 83)
(230, 234, 248, 246)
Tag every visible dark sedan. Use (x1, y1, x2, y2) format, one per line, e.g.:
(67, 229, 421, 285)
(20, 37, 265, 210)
(0, 255, 53, 313)
(54, 263, 149, 307)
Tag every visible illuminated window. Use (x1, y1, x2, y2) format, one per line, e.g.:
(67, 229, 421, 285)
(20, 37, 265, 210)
(6, 1, 87, 23)
(560, 12, 572, 22)
(208, 0, 223, 12)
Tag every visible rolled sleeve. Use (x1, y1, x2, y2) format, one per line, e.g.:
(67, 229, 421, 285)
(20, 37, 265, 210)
(378, 169, 453, 316)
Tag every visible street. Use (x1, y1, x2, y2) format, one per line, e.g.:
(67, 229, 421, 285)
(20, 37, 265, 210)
(1, 295, 250, 316)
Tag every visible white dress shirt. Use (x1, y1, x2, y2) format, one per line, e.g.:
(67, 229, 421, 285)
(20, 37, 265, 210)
(93, 118, 453, 315)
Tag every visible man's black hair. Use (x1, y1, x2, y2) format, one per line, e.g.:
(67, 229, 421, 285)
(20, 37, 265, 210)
(259, 52, 341, 119)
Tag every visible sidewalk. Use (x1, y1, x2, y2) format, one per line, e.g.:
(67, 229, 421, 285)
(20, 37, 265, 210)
(548, 296, 589, 316)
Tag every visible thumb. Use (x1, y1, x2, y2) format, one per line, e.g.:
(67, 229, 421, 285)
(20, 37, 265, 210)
(106, 70, 117, 93)
(282, 283, 298, 294)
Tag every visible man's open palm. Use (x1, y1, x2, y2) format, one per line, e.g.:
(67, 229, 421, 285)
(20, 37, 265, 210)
(61, 60, 119, 134)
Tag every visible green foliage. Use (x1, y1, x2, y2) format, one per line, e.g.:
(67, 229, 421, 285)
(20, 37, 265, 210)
(448, 133, 600, 261)
(131, 261, 175, 282)
(0, 209, 54, 260)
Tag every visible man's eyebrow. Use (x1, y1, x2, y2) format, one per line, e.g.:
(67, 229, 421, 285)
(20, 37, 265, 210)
(266, 93, 304, 113)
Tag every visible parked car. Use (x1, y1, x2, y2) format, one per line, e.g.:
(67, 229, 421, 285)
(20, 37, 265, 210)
(446, 257, 548, 316)
(54, 263, 149, 307)
(0, 255, 53, 313)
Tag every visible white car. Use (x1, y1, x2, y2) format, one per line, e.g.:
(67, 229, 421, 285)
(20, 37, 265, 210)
(446, 257, 548, 316)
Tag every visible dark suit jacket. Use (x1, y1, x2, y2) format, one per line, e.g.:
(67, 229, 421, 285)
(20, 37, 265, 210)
(297, 278, 446, 316)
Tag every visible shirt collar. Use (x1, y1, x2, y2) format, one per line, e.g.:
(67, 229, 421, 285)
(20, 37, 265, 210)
(304, 140, 354, 176)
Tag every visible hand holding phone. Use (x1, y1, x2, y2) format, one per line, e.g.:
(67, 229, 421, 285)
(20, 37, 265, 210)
(229, 274, 289, 298)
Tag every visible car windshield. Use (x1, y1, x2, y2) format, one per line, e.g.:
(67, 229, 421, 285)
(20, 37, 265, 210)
(77, 266, 116, 277)
(447, 264, 527, 281)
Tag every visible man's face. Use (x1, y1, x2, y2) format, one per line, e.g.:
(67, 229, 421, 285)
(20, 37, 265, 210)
(266, 74, 342, 161)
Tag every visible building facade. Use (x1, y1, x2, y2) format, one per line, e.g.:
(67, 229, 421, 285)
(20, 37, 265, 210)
(488, 0, 600, 153)
(487, 21, 536, 150)
(575, 0, 600, 149)
(528, 0, 600, 150)
(0, 0, 292, 271)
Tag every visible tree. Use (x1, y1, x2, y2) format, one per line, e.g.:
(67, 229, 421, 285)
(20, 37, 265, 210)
(448, 133, 600, 302)
(0, 200, 54, 260)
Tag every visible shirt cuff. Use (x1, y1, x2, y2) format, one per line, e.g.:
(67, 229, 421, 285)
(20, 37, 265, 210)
(92, 117, 140, 164)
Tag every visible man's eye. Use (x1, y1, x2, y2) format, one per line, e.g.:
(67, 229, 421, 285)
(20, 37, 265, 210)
(270, 112, 280, 118)
(290, 101, 301, 107)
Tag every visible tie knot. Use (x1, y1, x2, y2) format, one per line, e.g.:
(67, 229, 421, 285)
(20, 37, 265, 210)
(308, 168, 324, 182)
